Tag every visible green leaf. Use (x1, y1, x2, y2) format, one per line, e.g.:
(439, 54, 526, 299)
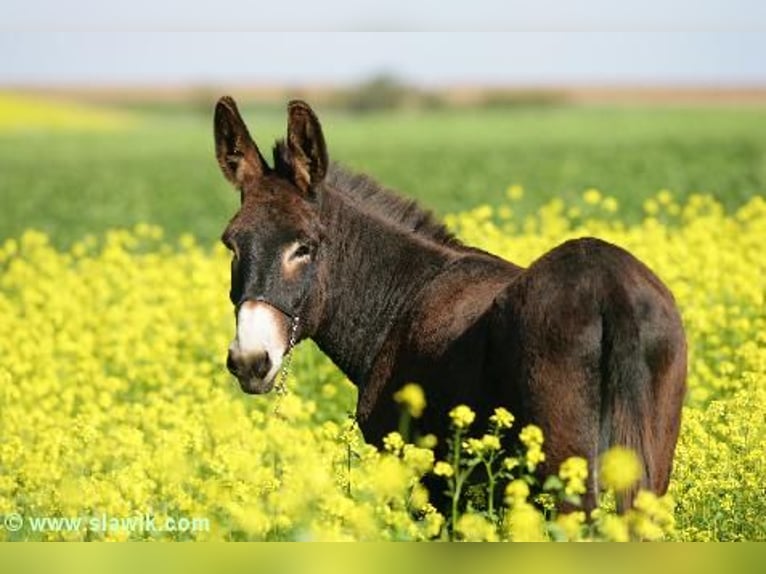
(542, 476, 564, 492)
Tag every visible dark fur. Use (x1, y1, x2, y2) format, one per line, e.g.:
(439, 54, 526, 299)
(216, 98, 687, 513)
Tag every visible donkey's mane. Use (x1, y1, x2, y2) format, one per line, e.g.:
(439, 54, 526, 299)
(273, 141, 463, 249)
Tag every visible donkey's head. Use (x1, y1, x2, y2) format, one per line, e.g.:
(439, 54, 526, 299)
(214, 97, 328, 394)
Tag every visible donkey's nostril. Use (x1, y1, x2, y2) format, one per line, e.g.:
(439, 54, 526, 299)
(250, 353, 272, 380)
(226, 352, 238, 375)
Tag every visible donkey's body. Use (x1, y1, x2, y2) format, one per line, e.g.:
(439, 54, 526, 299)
(215, 98, 687, 512)
(311, 166, 686, 509)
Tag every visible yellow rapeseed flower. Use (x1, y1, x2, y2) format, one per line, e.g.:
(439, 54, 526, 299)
(402, 444, 434, 474)
(0, 93, 133, 131)
(600, 446, 642, 492)
(598, 514, 630, 542)
(449, 405, 475, 430)
(433, 461, 454, 478)
(643, 198, 659, 215)
(489, 407, 514, 429)
(657, 189, 674, 205)
(463, 438, 485, 455)
(519, 424, 546, 471)
(383, 431, 405, 454)
(417, 434, 438, 449)
(480, 434, 501, 452)
(602, 196, 619, 213)
(504, 479, 530, 506)
(556, 511, 587, 541)
(504, 503, 546, 542)
(393, 383, 426, 418)
(559, 456, 588, 496)
(455, 513, 499, 542)
(506, 184, 524, 201)
(583, 188, 602, 205)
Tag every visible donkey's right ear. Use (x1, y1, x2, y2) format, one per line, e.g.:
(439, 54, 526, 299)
(214, 96, 268, 188)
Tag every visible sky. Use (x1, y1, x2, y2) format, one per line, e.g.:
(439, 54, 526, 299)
(1, 1, 765, 87)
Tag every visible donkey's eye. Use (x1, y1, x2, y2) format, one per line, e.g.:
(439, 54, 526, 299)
(291, 243, 314, 260)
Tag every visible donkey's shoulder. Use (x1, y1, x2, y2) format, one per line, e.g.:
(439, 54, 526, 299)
(402, 253, 520, 356)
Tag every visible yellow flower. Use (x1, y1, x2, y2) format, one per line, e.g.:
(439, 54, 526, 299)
(383, 431, 405, 454)
(556, 511, 586, 541)
(455, 513, 499, 542)
(599, 446, 642, 492)
(524, 446, 545, 471)
(463, 438, 485, 455)
(416, 434, 438, 449)
(489, 407, 514, 429)
(393, 383, 426, 418)
(504, 503, 546, 541)
(627, 491, 676, 540)
(657, 189, 673, 205)
(643, 198, 659, 215)
(583, 188, 602, 205)
(559, 456, 588, 496)
(0, 93, 133, 131)
(602, 197, 619, 213)
(402, 444, 434, 474)
(519, 425, 546, 471)
(408, 484, 430, 512)
(506, 184, 524, 201)
(463, 434, 500, 456)
(480, 434, 501, 452)
(449, 405, 475, 430)
(519, 424, 544, 448)
(498, 206, 513, 220)
(433, 462, 454, 478)
(504, 479, 530, 505)
(598, 514, 630, 542)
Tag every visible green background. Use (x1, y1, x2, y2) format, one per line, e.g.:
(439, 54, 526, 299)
(2, 104, 765, 246)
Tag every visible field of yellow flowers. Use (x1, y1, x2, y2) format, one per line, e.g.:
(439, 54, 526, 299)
(0, 93, 132, 132)
(0, 187, 764, 541)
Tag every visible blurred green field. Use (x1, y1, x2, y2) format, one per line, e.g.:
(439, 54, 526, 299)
(1, 103, 766, 245)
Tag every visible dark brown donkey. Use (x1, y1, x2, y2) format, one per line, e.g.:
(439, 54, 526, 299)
(215, 97, 686, 511)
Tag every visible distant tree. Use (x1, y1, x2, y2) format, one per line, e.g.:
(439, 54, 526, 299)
(340, 74, 420, 112)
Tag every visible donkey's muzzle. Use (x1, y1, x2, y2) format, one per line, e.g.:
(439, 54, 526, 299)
(226, 349, 274, 394)
(227, 300, 288, 395)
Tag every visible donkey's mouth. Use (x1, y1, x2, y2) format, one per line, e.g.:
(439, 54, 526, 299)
(237, 376, 275, 395)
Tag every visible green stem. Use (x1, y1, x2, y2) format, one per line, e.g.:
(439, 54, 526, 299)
(485, 458, 496, 518)
(450, 428, 463, 536)
(398, 410, 412, 443)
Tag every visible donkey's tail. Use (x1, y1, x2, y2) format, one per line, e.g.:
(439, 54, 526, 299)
(599, 304, 654, 513)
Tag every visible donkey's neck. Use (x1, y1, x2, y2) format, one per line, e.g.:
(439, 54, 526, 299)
(312, 186, 456, 387)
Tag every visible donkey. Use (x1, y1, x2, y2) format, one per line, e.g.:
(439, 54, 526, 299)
(214, 97, 687, 511)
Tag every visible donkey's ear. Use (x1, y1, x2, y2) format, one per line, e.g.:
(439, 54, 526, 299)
(214, 96, 268, 188)
(286, 100, 328, 194)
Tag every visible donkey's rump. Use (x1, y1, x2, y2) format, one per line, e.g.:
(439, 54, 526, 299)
(491, 237, 686, 509)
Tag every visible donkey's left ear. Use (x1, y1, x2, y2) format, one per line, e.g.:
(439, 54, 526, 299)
(286, 100, 328, 194)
